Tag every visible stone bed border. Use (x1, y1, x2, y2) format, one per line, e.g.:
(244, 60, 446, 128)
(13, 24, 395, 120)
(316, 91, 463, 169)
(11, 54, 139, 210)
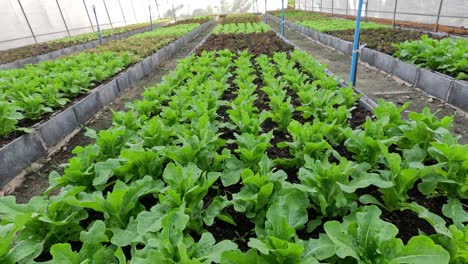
(0, 21, 173, 70)
(0, 20, 214, 188)
(267, 14, 468, 113)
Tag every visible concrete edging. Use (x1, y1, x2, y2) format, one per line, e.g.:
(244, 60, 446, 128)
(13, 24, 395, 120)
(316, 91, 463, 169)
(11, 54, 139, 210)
(0, 22, 172, 70)
(0, 20, 214, 188)
(267, 14, 467, 113)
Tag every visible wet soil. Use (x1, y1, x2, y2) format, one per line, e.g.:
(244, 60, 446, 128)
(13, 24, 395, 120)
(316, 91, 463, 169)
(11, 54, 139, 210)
(221, 16, 262, 24)
(0, 41, 80, 65)
(195, 31, 294, 57)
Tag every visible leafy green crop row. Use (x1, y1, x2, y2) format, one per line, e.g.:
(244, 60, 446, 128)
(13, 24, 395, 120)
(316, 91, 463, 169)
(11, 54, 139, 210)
(0, 20, 170, 65)
(0, 23, 202, 138)
(395, 35, 468, 80)
(1, 48, 465, 263)
(52, 19, 170, 44)
(213, 23, 270, 34)
(271, 10, 330, 22)
(275, 10, 466, 80)
(133, 23, 200, 38)
(221, 14, 261, 24)
(298, 19, 388, 33)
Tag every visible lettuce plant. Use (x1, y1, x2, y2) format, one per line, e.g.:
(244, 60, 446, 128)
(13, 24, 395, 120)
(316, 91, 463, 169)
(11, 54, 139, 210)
(299, 155, 391, 217)
(307, 206, 450, 263)
(279, 120, 334, 166)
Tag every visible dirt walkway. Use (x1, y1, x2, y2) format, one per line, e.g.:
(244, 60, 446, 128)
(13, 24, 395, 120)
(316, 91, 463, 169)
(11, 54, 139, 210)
(5, 26, 214, 203)
(268, 20, 468, 144)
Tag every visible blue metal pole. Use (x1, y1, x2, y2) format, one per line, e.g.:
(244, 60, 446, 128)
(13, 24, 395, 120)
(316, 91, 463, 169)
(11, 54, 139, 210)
(349, 0, 364, 86)
(281, 0, 285, 36)
(264, 0, 267, 23)
(92, 5, 103, 45)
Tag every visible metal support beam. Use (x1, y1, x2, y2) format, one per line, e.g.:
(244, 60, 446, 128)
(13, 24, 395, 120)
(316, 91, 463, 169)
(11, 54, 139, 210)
(281, 0, 285, 36)
(172, 1, 177, 21)
(264, 0, 267, 23)
(17, 0, 37, 43)
(392, 0, 398, 27)
(83, 0, 95, 32)
(131, 0, 138, 23)
(346, 0, 349, 15)
(350, 0, 364, 86)
(331, 0, 334, 16)
(320, 0, 323, 12)
(434, 0, 444, 32)
(154, 0, 161, 19)
(364, 0, 368, 22)
(56, 0, 70, 36)
(118, 0, 127, 25)
(103, 0, 113, 28)
(149, 5, 153, 30)
(92, 5, 103, 45)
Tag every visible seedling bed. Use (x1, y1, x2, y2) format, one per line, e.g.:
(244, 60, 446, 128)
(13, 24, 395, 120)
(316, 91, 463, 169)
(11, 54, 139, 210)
(0, 23, 465, 263)
(195, 31, 294, 56)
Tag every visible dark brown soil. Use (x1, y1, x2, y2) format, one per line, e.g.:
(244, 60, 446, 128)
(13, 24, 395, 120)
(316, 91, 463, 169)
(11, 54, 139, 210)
(171, 18, 211, 26)
(221, 16, 262, 24)
(0, 41, 79, 65)
(205, 206, 255, 252)
(381, 209, 436, 243)
(195, 31, 294, 56)
(329, 28, 444, 55)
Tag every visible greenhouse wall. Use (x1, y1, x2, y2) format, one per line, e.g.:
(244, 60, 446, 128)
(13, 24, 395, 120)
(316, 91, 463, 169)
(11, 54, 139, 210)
(295, 0, 468, 29)
(0, 0, 281, 50)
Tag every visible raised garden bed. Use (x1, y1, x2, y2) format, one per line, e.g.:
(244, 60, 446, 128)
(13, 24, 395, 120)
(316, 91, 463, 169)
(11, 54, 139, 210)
(267, 14, 468, 113)
(0, 20, 214, 187)
(0, 20, 171, 68)
(328, 28, 443, 55)
(0, 25, 465, 263)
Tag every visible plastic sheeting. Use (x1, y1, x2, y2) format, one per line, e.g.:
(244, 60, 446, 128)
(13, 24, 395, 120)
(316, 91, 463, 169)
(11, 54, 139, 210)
(0, 0, 281, 50)
(295, 0, 468, 29)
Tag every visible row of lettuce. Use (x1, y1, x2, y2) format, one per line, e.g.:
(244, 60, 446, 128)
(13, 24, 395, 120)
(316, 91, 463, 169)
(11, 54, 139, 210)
(272, 10, 468, 80)
(0, 19, 171, 65)
(0, 22, 205, 139)
(0, 20, 466, 262)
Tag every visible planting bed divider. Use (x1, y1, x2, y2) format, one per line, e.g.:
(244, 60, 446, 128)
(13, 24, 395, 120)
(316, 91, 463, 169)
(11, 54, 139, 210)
(0, 21, 172, 70)
(0, 20, 214, 188)
(267, 14, 468, 113)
